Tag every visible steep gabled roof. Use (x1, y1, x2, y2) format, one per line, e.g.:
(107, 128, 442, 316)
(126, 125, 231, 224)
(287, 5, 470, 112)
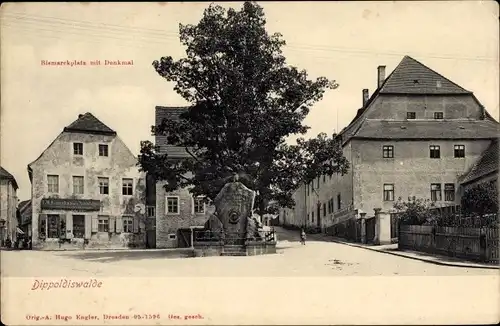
(337, 56, 497, 145)
(0, 166, 18, 190)
(63, 112, 116, 136)
(379, 56, 471, 95)
(155, 106, 190, 158)
(460, 139, 499, 185)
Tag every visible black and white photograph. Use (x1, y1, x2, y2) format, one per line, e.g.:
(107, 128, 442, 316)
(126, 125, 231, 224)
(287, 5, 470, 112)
(1, 1, 499, 325)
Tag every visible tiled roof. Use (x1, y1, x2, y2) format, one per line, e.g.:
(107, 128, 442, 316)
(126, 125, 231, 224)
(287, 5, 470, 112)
(18, 200, 32, 221)
(353, 120, 500, 140)
(460, 140, 499, 185)
(379, 56, 471, 95)
(155, 106, 190, 158)
(63, 112, 116, 135)
(0, 166, 18, 189)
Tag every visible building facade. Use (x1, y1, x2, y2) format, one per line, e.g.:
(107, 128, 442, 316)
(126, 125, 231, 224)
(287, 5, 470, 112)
(151, 106, 210, 249)
(28, 113, 146, 250)
(280, 56, 499, 243)
(0, 167, 19, 245)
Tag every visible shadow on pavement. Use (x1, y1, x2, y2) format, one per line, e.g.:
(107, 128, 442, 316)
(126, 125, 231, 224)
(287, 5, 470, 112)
(55, 249, 195, 263)
(380, 247, 498, 266)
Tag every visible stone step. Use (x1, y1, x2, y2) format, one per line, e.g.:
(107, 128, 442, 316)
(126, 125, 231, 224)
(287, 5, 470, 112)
(221, 252, 247, 256)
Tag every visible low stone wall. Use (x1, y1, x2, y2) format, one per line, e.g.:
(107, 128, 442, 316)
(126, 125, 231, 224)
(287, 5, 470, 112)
(246, 241, 277, 256)
(34, 232, 146, 250)
(193, 240, 277, 257)
(193, 241, 223, 257)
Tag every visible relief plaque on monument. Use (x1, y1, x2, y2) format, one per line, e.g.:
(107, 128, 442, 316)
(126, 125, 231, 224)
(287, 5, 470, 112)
(213, 175, 256, 245)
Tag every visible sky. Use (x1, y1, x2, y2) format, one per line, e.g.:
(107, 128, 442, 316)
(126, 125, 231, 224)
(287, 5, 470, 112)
(1, 1, 498, 201)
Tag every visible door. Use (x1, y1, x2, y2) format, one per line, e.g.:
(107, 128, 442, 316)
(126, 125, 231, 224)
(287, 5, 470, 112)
(146, 218, 156, 249)
(317, 205, 321, 229)
(365, 217, 376, 243)
(177, 228, 192, 248)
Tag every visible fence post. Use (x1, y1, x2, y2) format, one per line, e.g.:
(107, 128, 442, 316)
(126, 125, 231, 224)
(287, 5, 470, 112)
(479, 227, 487, 262)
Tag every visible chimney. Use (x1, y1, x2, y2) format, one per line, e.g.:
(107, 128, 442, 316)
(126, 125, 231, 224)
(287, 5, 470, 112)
(362, 89, 369, 107)
(377, 65, 386, 88)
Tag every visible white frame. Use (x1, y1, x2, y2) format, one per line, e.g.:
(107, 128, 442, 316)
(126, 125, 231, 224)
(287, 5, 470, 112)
(97, 216, 110, 233)
(47, 174, 59, 194)
(72, 175, 85, 195)
(166, 196, 180, 215)
(98, 176, 110, 195)
(121, 178, 134, 196)
(168, 233, 177, 240)
(73, 142, 84, 156)
(97, 143, 110, 157)
(192, 196, 206, 214)
(122, 216, 134, 233)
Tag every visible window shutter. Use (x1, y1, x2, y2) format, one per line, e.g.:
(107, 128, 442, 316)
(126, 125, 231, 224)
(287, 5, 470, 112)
(133, 216, 139, 233)
(91, 216, 98, 232)
(84, 215, 92, 239)
(115, 216, 123, 233)
(109, 217, 116, 233)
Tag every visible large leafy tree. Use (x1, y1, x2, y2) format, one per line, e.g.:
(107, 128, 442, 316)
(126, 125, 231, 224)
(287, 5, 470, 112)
(139, 2, 349, 215)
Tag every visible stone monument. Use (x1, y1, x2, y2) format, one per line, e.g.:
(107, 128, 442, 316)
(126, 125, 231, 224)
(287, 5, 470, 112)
(195, 174, 276, 256)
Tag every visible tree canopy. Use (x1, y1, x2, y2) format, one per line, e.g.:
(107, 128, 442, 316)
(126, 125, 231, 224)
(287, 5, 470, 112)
(139, 1, 349, 215)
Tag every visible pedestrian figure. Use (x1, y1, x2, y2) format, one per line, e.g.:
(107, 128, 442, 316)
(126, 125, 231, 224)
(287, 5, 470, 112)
(300, 228, 306, 245)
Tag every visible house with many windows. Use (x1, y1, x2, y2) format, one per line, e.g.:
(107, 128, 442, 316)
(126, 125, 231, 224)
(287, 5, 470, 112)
(28, 113, 146, 250)
(148, 106, 211, 249)
(279, 56, 499, 244)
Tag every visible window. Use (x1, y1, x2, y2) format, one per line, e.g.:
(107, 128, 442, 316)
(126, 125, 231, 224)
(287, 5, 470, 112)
(454, 145, 465, 158)
(429, 145, 441, 159)
(73, 143, 83, 155)
(123, 217, 133, 233)
(122, 178, 133, 195)
(383, 184, 394, 201)
(73, 176, 84, 194)
(98, 144, 109, 157)
(166, 196, 179, 214)
(72, 215, 85, 238)
(434, 112, 444, 119)
(317, 177, 320, 188)
(98, 217, 109, 232)
(383, 145, 394, 158)
(47, 214, 60, 238)
(431, 184, 442, 201)
(323, 203, 326, 217)
(444, 184, 455, 201)
(168, 234, 177, 240)
(193, 197, 205, 214)
(337, 193, 341, 210)
(311, 211, 314, 223)
(147, 206, 156, 218)
(323, 175, 326, 183)
(407, 112, 416, 119)
(98, 177, 109, 195)
(47, 175, 59, 193)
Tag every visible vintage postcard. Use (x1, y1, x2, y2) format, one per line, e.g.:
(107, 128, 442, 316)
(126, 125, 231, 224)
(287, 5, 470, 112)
(1, 1, 499, 325)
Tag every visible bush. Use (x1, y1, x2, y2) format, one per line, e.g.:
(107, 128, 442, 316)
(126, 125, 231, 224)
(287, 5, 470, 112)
(461, 182, 498, 217)
(393, 197, 438, 225)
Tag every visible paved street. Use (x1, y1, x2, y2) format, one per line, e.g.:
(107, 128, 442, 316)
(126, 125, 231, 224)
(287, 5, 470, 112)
(1, 227, 498, 277)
